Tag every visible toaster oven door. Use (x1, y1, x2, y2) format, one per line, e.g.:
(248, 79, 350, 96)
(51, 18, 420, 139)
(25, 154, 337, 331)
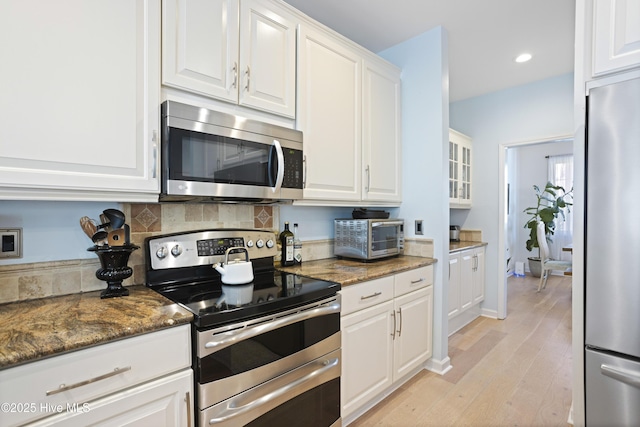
(369, 220, 403, 258)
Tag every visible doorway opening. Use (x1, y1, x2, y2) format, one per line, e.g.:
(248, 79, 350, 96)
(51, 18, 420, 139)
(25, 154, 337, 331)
(497, 136, 573, 319)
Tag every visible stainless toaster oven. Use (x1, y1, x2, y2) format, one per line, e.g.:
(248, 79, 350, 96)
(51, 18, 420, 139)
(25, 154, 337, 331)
(334, 219, 404, 260)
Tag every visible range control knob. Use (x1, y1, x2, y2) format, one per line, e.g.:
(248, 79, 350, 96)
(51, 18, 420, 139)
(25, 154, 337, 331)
(266, 239, 275, 249)
(171, 245, 182, 257)
(156, 246, 168, 259)
(246, 240, 254, 248)
(256, 239, 264, 248)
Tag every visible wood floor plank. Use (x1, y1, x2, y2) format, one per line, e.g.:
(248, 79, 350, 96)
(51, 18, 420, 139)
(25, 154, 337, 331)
(347, 274, 573, 426)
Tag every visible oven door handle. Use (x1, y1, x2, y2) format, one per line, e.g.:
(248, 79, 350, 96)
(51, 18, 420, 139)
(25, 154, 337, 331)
(203, 302, 340, 355)
(207, 353, 340, 425)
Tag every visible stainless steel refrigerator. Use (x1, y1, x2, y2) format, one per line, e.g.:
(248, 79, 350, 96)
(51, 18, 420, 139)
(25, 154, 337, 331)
(586, 75, 640, 426)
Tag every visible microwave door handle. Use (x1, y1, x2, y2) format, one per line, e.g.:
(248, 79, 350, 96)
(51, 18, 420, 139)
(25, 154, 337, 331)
(271, 139, 285, 192)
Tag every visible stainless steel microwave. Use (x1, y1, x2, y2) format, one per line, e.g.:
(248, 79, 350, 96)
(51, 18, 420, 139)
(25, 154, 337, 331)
(160, 101, 303, 202)
(334, 219, 404, 260)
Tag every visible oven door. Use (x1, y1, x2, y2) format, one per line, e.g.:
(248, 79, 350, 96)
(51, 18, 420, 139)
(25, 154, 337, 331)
(202, 349, 341, 427)
(196, 297, 340, 416)
(369, 220, 403, 258)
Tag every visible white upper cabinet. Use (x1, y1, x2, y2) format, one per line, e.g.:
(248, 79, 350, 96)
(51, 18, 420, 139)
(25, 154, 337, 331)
(362, 59, 402, 203)
(162, 0, 239, 103)
(297, 22, 402, 205)
(449, 129, 472, 208)
(297, 23, 362, 202)
(162, 0, 297, 118)
(0, 0, 160, 201)
(593, 0, 640, 76)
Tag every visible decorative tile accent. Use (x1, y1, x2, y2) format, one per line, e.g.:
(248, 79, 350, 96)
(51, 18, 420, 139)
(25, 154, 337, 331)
(254, 206, 273, 229)
(130, 204, 161, 232)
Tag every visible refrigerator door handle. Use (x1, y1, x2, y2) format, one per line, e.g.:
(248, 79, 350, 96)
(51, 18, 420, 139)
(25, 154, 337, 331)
(601, 364, 640, 389)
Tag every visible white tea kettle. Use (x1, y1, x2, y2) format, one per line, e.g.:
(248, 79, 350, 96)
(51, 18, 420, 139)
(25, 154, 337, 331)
(213, 247, 254, 285)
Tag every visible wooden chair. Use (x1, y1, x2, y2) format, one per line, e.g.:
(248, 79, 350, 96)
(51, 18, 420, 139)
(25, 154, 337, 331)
(536, 221, 572, 292)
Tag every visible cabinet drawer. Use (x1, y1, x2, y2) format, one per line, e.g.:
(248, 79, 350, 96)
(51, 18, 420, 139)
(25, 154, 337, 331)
(394, 266, 433, 297)
(0, 325, 190, 427)
(340, 276, 394, 316)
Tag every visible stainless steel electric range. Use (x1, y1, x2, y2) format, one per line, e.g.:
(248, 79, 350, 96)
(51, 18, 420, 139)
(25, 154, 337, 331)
(145, 229, 342, 427)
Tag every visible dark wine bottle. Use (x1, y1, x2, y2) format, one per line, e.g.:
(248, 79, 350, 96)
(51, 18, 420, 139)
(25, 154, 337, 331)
(280, 222, 294, 266)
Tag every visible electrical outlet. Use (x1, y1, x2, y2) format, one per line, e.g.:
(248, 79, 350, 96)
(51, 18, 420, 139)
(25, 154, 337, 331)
(415, 220, 423, 235)
(0, 228, 22, 259)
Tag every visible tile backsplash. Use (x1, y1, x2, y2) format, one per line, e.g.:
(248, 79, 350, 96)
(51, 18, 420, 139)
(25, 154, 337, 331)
(0, 203, 281, 304)
(0, 202, 434, 304)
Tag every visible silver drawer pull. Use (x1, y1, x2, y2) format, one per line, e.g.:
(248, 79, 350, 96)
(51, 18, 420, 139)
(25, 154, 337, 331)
(360, 292, 382, 300)
(410, 278, 425, 284)
(45, 366, 131, 396)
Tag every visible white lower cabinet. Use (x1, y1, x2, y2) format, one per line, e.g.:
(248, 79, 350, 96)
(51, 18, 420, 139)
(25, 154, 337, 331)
(340, 266, 433, 423)
(28, 370, 193, 427)
(448, 246, 485, 335)
(0, 325, 193, 427)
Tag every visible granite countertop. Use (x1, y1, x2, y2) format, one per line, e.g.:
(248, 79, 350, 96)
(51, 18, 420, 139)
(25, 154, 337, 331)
(277, 255, 436, 287)
(449, 241, 488, 253)
(0, 286, 193, 370)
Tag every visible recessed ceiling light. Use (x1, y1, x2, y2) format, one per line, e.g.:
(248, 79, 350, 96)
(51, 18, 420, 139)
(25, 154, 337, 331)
(515, 53, 532, 63)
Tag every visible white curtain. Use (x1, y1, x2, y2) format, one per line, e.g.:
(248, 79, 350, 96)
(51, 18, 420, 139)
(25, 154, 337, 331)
(547, 154, 573, 260)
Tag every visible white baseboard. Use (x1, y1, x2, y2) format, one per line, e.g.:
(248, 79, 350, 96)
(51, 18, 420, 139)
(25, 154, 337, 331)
(482, 308, 498, 319)
(425, 356, 452, 375)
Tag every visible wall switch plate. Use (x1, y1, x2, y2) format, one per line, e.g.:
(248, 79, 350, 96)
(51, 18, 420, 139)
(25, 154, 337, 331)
(415, 220, 423, 235)
(0, 228, 22, 259)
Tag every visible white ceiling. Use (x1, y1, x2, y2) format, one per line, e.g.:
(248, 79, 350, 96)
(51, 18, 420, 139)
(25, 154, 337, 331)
(282, 0, 576, 102)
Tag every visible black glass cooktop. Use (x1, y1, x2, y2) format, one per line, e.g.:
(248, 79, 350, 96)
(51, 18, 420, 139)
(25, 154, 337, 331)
(153, 271, 340, 329)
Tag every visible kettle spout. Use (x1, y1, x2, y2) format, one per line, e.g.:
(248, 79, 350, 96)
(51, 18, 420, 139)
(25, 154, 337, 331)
(213, 263, 226, 276)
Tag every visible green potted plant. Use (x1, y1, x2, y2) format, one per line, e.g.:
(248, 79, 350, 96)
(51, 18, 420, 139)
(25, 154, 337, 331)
(523, 182, 573, 277)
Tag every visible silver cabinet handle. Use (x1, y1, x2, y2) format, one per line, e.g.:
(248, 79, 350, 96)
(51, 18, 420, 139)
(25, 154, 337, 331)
(397, 307, 403, 337)
(391, 310, 396, 339)
(365, 165, 370, 191)
(203, 302, 340, 356)
(410, 278, 425, 285)
(244, 66, 251, 91)
(45, 366, 131, 396)
(185, 391, 192, 427)
(231, 62, 238, 89)
(152, 130, 158, 179)
(601, 364, 640, 388)
(360, 291, 382, 300)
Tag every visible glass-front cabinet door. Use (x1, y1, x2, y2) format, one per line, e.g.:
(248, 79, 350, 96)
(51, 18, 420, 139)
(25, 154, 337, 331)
(449, 129, 472, 208)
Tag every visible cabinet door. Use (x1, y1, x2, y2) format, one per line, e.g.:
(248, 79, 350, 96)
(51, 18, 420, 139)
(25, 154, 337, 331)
(472, 247, 485, 304)
(393, 286, 433, 380)
(239, 0, 296, 118)
(362, 59, 402, 203)
(340, 300, 394, 418)
(28, 370, 193, 427)
(0, 0, 160, 200)
(460, 250, 474, 312)
(448, 254, 461, 319)
(298, 24, 362, 201)
(449, 129, 472, 208)
(162, 0, 239, 103)
(593, 0, 640, 76)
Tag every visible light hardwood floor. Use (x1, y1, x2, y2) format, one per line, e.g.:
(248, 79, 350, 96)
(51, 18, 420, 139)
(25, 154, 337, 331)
(350, 274, 573, 427)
